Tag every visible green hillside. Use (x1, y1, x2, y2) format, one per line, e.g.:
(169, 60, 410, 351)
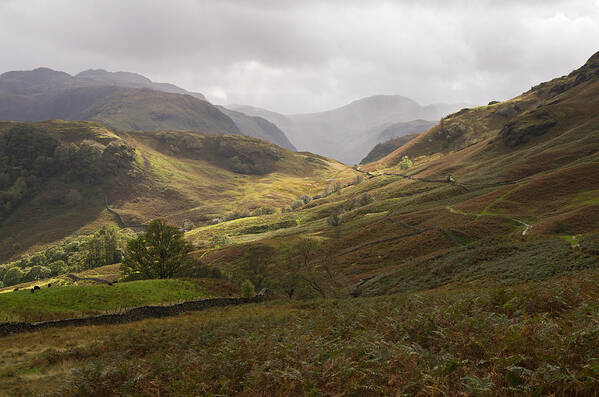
(0, 120, 354, 261)
(1, 52, 599, 396)
(184, 51, 599, 296)
(82, 87, 240, 134)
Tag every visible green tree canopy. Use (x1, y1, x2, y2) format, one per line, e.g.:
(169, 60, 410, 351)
(3, 267, 24, 286)
(23, 265, 51, 282)
(241, 279, 256, 298)
(122, 219, 193, 279)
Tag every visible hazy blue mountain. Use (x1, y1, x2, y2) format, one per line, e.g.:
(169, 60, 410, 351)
(230, 95, 464, 164)
(219, 107, 296, 151)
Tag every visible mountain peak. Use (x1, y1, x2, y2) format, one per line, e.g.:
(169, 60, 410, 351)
(76, 69, 152, 85)
(585, 50, 599, 69)
(349, 94, 416, 105)
(0, 67, 72, 80)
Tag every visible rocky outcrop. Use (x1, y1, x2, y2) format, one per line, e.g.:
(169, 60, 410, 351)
(500, 110, 557, 148)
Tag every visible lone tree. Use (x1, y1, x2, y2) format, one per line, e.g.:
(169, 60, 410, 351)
(123, 219, 193, 279)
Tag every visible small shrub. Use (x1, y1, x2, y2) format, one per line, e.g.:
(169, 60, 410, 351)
(359, 192, 374, 206)
(581, 234, 599, 254)
(290, 200, 304, 210)
(210, 234, 231, 247)
(225, 208, 251, 221)
(182, 219, 195, 231)
(300, 195, 311, 205)
(328, 209, 344, 227)
(554, 222, 566, 234)
(241, 279, 255, 298)
(251, 206, 275, 216)
(344, 198, 356, 211)
(399, 156, 413, 170)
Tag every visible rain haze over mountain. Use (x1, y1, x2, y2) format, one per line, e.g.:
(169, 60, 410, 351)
(1, 0, 598, 114)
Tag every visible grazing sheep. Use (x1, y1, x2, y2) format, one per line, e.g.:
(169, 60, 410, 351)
(33, 286, 41, 290)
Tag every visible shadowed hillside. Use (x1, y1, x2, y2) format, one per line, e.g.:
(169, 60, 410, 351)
(0, 68, 238, 135)
(220, 107, 296, 151)
(360, 132, 420, 164)
(0, 68, 296, 149)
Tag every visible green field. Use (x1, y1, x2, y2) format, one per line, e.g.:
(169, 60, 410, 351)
(0, 278, 229, 322)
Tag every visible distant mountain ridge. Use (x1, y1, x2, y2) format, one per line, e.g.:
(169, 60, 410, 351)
(219, 107, 296, 151)
(76, 69, 206, 100)
(230, 95, 465, 164)
(0, 67, 296, 150)
(360, 133, 420, 165)
(0, 67, 238, 134)
(375, 119, 436, 143)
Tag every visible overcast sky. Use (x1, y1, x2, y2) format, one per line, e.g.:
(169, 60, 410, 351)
(1, 0, 598, 114)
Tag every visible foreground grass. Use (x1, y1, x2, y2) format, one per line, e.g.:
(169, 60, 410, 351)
(1, 268, 599, 396)
(0, 278, 230, 322)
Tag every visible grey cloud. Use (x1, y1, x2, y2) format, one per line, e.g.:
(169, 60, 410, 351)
(1, 0, 598, 113)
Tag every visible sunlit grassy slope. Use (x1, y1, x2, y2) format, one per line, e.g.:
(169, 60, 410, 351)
(183, 51, 599, 293)
(0, 120, 357, 261)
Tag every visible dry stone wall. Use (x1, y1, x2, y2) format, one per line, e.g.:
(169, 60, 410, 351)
(0, 295, 266, 337)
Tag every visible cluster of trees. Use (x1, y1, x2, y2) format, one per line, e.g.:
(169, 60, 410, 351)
(232, 238, 347, 300)
(0, 124, 135, 221)
(282, 178, 368, 213)
(1, 216, 353, 299)
(118, 220, 343, 299)
(0, 226, 125, 287)
(325, 192, 374, 229)
(211, 206, 277, 224)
